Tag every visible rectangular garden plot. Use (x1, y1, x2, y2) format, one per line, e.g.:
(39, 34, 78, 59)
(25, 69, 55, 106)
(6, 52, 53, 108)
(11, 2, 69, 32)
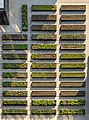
(32, 5, 56, 11)
(61, 25, 86, 31)
(60, 54, 85, 60)
(32, 34, 56, 41)
(2, 34, 27, 40)
(31, 72, 56, 78)
(61, 15, 86, 21)
(60, 63, 85, 69)
(2, 82, 27, 87)
(60, 82, 85, 88)
(32, 91, 56, 97)
(60, 72, 85, 78)
(31, 25, 56, 31)
(31, 109, 56, 115)
(2, 109, 27, 115)
(2, 54, 27, 60)
(31, 54, 56, 60)
(61, 5, 86, 11)
(3, 100, 27, 106)
(32, 15, 56, 21)
(60, 91, 85, 97)
(61, 44, 85, 50)
(61, 34, 86, 40)
(3, 91, 27, 97)
(31, 82, 56, 87)
(32, 100, 56, 106)
(2, 44, 28, 50)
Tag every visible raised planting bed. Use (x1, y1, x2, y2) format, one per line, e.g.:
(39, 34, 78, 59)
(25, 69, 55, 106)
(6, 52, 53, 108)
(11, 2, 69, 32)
(3, 91, 27, 97)
(60, 54, 85, 60)
(31, 82, 56, 87)
(61, 44, 85, 50)
(61, 25, 86, 31)
(2, 34, 27, 40)
(2, 72, 27, 78)
(60, 109, 85, 115)
(32, 5, 56, 11)
(22, 5, 28, 31)
(3, 63, 27, 69)
(32, 34, 56, 40)
(32, 100, 56, 106)
(2, 109, 27, 115)
(32, 91, 56, 97)
(60, 99, 85, 106)
(32, 63, 56, 69)
(61, 15, 86, 21)
(31, 109, 56, 115)
(31, 72, 56, 78)
(32, 15, 56, 21)
(31, 25, 56, 31)
(32, 44, 56, 50)
(61, 34, 86, 40)
(60, 63, 85, 69)
(3, 100, 27, 106)
(60, 82, 85, 88)
(2, 82, 27, 87)
(31, 54, 56, 60)
(61, 5, 86, 11)
(2, 44, 28, 50)
(60, 72, 85, 78)
(2, 54, 27, 60)
(60, 91, 85, 97)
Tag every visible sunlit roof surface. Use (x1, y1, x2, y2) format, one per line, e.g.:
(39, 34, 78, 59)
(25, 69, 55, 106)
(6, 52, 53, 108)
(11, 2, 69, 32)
(0, 0, 4, 8)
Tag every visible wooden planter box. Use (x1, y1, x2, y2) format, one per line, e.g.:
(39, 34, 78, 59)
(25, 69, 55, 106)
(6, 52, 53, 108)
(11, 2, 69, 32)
(31, 44, 56, 50)
(32, 15, 56, 21)
(32, 34, 56, 40)
(32, 91, 56, 97)
(3, 82, 27, 87)
(32, 25, 56, 31)
(2, 34, 27, 40)
(61, 34, 86, 40)
(32, 5, 56, 11)
(60, 91, 85, 97)
(2, 54, 27, 60)
(61, 44, 85, 50)
(31, 82, 56, 87)
(31, 54, 56, 60)
(61, 25, 86, 31)
(61, 5, 86, 11)
(60, 54, 85, 60)
(61, 15, 86, 21)
(60, 82, 85, 88)
(60, 72, 85, 78)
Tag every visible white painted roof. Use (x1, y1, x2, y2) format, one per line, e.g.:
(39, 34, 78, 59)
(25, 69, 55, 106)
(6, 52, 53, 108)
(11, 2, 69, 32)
(0, 0, 4, 8)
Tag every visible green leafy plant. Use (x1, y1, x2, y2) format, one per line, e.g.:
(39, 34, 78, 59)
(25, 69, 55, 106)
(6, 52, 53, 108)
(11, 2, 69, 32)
(32, 100, 56, 106)
(60, 99, 85, 106)
(3, 100, 27, 106)
(2, 109, 27, 115)
(60, 109, 85, 115)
